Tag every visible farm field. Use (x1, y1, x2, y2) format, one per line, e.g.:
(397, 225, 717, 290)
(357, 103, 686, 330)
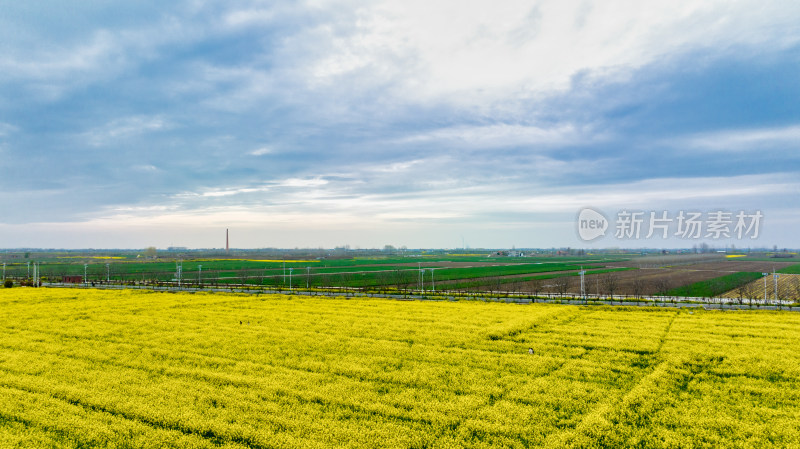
(550, 259, 800, 299)
(725, 273, 800, 302)
(663, 272, 763, 298)
(6, 250, 799, 299)
(0, 254, 624, 290)
(1, 289, 800, 448)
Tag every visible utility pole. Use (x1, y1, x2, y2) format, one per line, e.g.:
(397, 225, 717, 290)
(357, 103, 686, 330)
(289, 268, 293, 292)
(176, 260, 182, 287)
(283, 260, 286, 284)
(306, 267, 310, 289)
(580, 267, 586, 302)
(106, 263, 110, 282)
(774, 269, 780, 309)
(418, 263, 422, 291)
(2, 263, 5, 282)
(27, 261, 30, 278)
(431, 268, 435, 292)
(198, 265, 202, 285)
(84, 264, 88, 286)
(763, 272, 768, 303)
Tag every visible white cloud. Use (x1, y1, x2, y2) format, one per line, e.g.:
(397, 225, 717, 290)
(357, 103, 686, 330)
(396, 123, 603, 149)
(372, 159, 423, 173)
(5, 1, 799, 110)
(1, 2, 798, 248)
(0, 122, 17, 138)
(302, 0, 800, 107)
(111, 205, 173, 213)
(248, 147, 274, 156)
(0, 10, 206, 100)
(0, 30, 118, 81)
(91, 172, 800, 229)
(5, 169, 799, 248)
(176, 177, 329, 200)
(679, 125, 800, 152)
(277, 178, 329, 188)
(83, 115, 170, 146)
(132, 164, 159, 172)
(223, 9, 276, 28)
(200, 187, 267, 198)
(192, 63, 280, 111)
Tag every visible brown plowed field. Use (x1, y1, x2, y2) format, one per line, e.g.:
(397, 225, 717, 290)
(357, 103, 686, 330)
(575, 268, 727, 296)
(462, 259, 800, 296)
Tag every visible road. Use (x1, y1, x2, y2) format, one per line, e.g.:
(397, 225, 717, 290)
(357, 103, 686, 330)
(37, 282, 799, 311)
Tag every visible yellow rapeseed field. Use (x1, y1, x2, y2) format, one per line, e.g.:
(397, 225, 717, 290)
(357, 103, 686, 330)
(0, 289, 799, 448)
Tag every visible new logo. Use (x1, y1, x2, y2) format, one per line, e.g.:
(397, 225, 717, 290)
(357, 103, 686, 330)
(577, 207, 608, 241)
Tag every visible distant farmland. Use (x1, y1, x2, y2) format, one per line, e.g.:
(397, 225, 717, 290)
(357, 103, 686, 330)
(2, 252, 799, 300)
(0, 253, 628, 292)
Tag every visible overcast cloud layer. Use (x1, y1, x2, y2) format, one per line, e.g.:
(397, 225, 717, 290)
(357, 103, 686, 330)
(1, 1, 799, 249)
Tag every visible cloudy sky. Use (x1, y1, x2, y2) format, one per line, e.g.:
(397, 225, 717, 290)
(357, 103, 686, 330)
(1, 1, 799, 249)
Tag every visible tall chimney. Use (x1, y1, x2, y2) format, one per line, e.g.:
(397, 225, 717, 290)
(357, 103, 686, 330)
(226, 228, 229, 253)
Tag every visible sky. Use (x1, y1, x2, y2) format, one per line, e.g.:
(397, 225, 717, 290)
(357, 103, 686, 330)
(1, 1, 799, 250)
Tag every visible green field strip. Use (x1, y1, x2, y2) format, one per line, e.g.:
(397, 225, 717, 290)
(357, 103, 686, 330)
(777, 263, 800, 274)
(7, 257, 625, 285)
(722, 257, 799, 262)
(664, 271, 763, 297)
